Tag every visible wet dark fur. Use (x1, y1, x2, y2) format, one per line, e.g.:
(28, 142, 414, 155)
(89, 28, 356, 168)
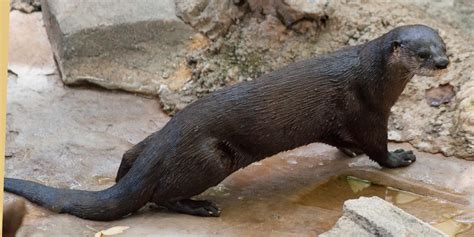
(4, 25, 449, 221)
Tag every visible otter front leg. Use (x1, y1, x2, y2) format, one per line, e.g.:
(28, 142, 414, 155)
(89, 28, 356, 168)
(355, 119, 416, 168)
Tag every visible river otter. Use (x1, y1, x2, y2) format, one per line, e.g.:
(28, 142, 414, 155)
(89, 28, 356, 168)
(5, 24, 449, 221)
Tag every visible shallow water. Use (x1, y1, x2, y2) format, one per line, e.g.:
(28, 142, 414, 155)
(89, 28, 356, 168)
(296, 176, 474, 236)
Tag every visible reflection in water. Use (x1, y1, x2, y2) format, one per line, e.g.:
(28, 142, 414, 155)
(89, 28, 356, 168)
(296, 176, 473, 236)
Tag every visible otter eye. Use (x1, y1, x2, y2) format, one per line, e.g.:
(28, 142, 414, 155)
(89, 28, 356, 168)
(417, 51, 430, 59)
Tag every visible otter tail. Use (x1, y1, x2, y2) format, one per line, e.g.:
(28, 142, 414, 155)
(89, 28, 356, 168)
(4, 144, 166, 221)
(4, 174, 155, 221)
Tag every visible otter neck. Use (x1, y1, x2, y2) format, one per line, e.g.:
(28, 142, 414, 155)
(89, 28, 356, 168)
(359, 37, 414, 113)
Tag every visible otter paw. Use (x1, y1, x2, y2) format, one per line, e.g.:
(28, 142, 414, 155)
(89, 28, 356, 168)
(380, 149, 416, 168)
(162, 199, 221, 217)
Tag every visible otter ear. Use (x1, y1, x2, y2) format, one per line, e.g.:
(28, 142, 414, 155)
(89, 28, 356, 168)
(391, 40, 401, 50)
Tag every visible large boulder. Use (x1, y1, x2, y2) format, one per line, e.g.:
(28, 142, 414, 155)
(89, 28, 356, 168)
(41, 0, 202, 95)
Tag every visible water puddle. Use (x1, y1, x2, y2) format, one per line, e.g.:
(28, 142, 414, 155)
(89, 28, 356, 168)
(295, 176, 474, 236)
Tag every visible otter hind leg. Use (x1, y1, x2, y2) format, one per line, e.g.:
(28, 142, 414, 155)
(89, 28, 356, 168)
(115, 151, 139, 182)
(153, 139, 248, 217)
(161, 199, 221, 217)
(115, 135, 155, 182)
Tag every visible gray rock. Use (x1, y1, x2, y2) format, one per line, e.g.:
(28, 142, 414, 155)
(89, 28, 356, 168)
(175, 0, 245, 39)
(177, 0, 337, 32)
(247, 0, 333, 26)
(278, 0, 333, 26)
(320, 197, 448, 237)
(11, 0, 41, 13)
(41, 0, 198, 95)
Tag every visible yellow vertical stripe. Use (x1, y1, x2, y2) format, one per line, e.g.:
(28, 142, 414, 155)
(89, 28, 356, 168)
(0, 0, 10, 233)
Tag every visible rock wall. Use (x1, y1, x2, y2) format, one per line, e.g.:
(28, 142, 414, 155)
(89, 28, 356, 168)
(170, 0, 474, 159)
(35, 0, 474, 159)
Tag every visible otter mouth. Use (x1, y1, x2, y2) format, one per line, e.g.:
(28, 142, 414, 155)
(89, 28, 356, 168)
(414, 67, 448, 77)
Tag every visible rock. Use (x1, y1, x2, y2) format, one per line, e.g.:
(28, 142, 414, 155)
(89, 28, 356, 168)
(8, 11, 56, 76)
(41, 0, 199, 95)
(387, 130, 402, 141)
(247, 0, 333, 27)
(175, 0, 245, 40)
(320, 197, 448, 237)
(453, 74, 474, 160)
(11, 0, 41, 13)
(425, 84, 455, 107)
(158, 84, 197, 115)
(277, 0, 333, 26)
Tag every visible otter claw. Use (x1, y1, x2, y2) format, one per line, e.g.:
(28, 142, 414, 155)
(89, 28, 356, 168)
(378, 149, 416, 168)
(394, 149, 404, 153)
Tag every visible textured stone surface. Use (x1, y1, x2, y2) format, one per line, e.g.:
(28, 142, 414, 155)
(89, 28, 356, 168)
(6, 7, 474, 237)
(8, 11, 55, 76)
(456, 77, 474, 155)
(246, 0, 333, 27)
(321, 197, 448, 237)
(10, 0, 41, 13)
(175, 0, 245, 39)
(33, 0, 474, 159)
(166, 0, 474, 159)
(278, 0, 333, 26)
(41, 0, 199, 95)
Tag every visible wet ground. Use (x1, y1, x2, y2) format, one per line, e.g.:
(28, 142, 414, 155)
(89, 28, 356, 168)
(298, 176, 474, 236)
(4, 9, 474, 237)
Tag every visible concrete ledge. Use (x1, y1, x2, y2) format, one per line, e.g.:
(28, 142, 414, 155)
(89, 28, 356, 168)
(41, 0, 198, 94)
(320, 197, 448, 237)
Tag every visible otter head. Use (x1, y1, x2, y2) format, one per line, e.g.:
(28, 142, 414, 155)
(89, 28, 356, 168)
(389, 25, 449, 77)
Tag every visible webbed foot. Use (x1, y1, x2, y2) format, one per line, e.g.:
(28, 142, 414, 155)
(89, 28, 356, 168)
(378, 149, 416, 168)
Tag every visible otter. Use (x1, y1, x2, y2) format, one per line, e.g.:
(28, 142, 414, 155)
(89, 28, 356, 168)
(5, 25, 449, 221)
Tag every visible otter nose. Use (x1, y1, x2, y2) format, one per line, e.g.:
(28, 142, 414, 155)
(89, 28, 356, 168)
(435, 57, 449, 69)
